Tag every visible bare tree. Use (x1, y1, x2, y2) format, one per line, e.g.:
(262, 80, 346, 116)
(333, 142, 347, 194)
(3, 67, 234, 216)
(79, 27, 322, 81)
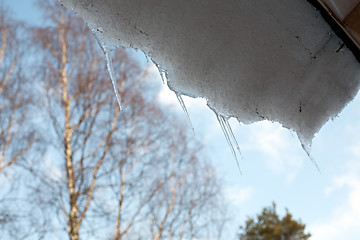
(16, 1, 229, 240)
(0, 6, 42, 239)
(146, 129, 228, 240)
(99, 95, 228, 240)
(0, 7, 36, 173)
(26, 2, 123, 239)
(24, 2, 159, 239)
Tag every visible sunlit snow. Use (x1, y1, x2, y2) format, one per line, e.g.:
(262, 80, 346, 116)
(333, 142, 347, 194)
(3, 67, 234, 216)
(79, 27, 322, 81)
(60, 0, 360, 163)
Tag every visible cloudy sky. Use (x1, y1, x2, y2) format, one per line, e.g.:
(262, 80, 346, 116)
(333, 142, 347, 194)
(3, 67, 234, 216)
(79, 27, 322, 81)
(4, 0, 360, 239)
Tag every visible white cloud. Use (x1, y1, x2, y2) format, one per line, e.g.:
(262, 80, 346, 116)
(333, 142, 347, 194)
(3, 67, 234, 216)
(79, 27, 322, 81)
(156, 80, 209, 113)
(311, 160, 360, 240)
(225, 186, 254, 207)
(146, 63, 179, 107)
(247, 121, 287, 158)
(148, 62, 210, 111)
(41, 151, 64, 182)
(241, 121, 305, 181)
(157, 84, 179, 106)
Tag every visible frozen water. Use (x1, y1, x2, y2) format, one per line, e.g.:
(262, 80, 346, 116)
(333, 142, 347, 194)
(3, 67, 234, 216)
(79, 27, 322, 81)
(61, 0, 360, 161)
(224, 117, 243, 160)
(153, 60, 195, 132)
(300, 139, 321, 173)
(91, 29, 123, 111)
(153, 62, 168, 85)
(213, 111, 242, 174)
(175, 93, 194, 134)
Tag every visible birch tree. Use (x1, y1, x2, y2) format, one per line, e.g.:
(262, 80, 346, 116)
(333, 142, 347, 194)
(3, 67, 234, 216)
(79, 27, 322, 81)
(29, 2, 125, 239)
(22, 1, 228, 240)
(0, 7, 41, 239)
(0, 7, 36, 174)
(148, 130, 228, 240)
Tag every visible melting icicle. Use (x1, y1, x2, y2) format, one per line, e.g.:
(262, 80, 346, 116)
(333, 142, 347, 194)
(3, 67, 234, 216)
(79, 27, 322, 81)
(175, 93, 195, 134)
(301, 143, 321, 173)
(91, 30, 123, 111)
(159, 70, 168, 85)
(157, 65, 168, 84)
(153, 61, 195, 134)
(104, 48, 123, 111)
(224, 117, 243, 159)
(215, 114, 242, 174)
(152, 60, 168, 85)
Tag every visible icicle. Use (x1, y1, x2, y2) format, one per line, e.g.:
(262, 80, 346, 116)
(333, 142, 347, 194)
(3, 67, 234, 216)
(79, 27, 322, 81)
(159, 70, 167, 84)
(301, 143, 321, 173)
(216, 114, 242, 174)
(153, 60, 195, 134)
(152, 60, 167, 85)
(91, 30, 123, 111)
(104, 48, 123, 111)
(157, 66, 167, 84)
(175, 93, 195, 134)
(223, 117, 243, 159)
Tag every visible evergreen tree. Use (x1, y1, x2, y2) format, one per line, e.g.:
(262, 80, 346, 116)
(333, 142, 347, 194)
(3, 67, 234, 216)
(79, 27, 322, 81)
(239, 203, 311, 240)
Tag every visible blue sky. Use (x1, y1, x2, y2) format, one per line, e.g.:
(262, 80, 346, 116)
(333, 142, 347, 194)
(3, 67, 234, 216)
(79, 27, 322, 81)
(4, 0, 360, 239)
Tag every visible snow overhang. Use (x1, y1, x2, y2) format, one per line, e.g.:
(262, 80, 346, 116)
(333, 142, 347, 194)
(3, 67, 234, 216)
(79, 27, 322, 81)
(59, 0, 360, 154)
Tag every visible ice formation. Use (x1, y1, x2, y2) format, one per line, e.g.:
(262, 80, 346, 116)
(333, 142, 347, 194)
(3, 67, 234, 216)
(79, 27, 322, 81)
(175, 93, 195, 134)
(60, 0, 360, 156)
(92, 30, 123, 111)
(214, 111, 243, 174)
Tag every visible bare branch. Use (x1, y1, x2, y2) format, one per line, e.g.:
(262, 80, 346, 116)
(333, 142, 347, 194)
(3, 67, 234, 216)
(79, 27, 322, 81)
(0, 26, 7, 65)
(79, 107, 119, 225)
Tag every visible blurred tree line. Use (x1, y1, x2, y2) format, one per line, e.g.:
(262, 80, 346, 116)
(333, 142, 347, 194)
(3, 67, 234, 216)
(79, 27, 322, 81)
(239, 202, 311, 240)
(0, 1, 228, 239)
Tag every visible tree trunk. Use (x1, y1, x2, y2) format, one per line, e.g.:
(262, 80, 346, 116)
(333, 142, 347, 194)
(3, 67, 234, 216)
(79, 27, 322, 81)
(58, 12, 80, 240)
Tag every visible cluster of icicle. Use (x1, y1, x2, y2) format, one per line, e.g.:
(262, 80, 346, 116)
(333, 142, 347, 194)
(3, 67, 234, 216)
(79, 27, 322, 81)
(91, 28, 244, 173)
(91, 29, 319, 175)
(156, 62, 244, 174)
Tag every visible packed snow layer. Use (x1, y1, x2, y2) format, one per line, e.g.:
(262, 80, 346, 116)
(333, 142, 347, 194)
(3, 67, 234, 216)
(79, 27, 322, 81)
(60, 0, 360, 149)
